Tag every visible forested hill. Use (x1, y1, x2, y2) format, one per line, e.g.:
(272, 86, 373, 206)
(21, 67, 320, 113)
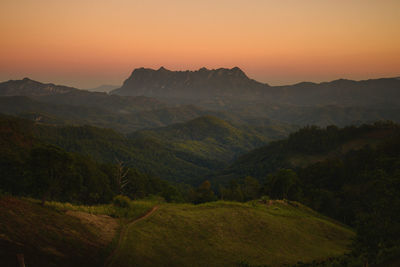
(0, 114, 288, 184)
(0, 115, 184, 204)
(217, 121, 400, 181)
(129, 115, 289, 162)
(211, 122, 400, 264)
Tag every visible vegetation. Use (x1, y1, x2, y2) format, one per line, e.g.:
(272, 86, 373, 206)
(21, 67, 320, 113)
(108, 200, 354, 267)
(0, 114, 288, 184)
(130, 115, 276, 162)
(1, 110, 400, 265)
(0, 115, 185, 204)
(0, 196, 111, 267)
(216, 121, 400, 265)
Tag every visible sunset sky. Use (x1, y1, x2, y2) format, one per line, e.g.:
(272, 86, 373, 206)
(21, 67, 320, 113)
(1, 0, 399, 88)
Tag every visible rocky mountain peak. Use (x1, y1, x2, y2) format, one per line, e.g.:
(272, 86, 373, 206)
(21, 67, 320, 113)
(112, 66, 266, 99)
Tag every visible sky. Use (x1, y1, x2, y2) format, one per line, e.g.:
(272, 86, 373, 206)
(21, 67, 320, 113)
(1, 0, 399, 88)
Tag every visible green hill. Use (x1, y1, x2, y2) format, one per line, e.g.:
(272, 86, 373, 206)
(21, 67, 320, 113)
(108, 200, 354, 267)
(0, 196, 355, 267)
(217, 122, 400, 181)
(210, 122, 400, 265)
(130, 115, 284, 162)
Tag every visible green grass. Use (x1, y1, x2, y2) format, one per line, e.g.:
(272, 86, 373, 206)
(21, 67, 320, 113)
(23, 196, 160, 220)
(110, 200, 355, 267)
(0, 196, 161, 266)
(1, 196, 355, 267)
(0, 196, 109, 267)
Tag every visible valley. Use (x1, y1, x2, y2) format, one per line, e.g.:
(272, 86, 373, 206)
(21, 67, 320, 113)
(1, 68, 399, 266)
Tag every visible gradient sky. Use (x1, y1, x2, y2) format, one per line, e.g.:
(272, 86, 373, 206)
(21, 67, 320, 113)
(1, 0, 399, 88)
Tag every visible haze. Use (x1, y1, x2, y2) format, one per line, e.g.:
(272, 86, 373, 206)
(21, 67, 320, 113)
(1, 0, 399, 88)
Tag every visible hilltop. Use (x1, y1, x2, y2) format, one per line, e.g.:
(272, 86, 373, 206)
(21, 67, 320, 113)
(108, 200, 354, 267)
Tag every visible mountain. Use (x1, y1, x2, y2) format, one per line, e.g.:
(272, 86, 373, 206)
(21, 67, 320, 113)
(0, 78, 295, 133)
(3, 73, 400, 132)
(110, 67, 400, 127)
(0, 78, 75, 96)
(272, 78, 400, 107)
(0, 78, 166, 111)
(111, 67, 268, 101)
(86, 84, 119, 92)
(112, 67, 400, 108)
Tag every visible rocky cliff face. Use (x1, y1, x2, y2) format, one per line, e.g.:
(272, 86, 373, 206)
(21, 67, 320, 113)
(111, 67, 269, 100)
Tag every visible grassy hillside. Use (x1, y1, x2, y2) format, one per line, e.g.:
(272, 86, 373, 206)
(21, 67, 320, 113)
(210, 122, 400, 265)
(0, 196, 354, 267)
(109, 201, 354, 267)
(0, 196, 113, 267)
(0, 195, 162, 267)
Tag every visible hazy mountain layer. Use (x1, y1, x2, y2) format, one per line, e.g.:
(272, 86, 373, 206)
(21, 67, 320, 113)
(112, 67, 400, 107)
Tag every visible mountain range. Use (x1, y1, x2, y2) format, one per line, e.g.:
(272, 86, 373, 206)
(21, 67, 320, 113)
(1, 68, 400, 265)
(111, 67, 400, 107)
(1, 68, 400, 133)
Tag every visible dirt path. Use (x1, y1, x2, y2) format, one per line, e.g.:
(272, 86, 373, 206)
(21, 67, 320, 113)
(103, 206, 159, 267)
(66, 210, 118, 246)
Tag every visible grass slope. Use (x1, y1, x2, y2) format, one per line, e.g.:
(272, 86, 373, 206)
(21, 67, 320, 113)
(110, 201, 354, 267)
(0, 196, 111, 267)
(0, 196, 159, 267)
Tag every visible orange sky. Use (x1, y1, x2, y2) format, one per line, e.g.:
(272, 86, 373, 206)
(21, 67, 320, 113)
(1, 0, 399, 88)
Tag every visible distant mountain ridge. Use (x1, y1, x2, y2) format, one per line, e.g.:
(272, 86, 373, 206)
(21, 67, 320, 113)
(111, 67, 400, 107)
(0, 78, 76, 96)
(2, 71, 400, 129)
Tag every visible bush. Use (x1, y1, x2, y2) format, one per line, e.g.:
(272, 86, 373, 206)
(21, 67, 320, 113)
(259, 195, 270, 204)
(113, 195, 131, 208)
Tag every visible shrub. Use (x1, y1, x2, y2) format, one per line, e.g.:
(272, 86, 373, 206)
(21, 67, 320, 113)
(113, 195, 131, 208)
(259, 195, 270, 204)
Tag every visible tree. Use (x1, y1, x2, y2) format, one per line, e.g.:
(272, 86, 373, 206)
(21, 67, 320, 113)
(194, 180, 216, 204)
(265, 169, 301, 200)
(243, 176, 261, 201)
(115, 159, 129, 195)
(30, 145, 73, 205)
